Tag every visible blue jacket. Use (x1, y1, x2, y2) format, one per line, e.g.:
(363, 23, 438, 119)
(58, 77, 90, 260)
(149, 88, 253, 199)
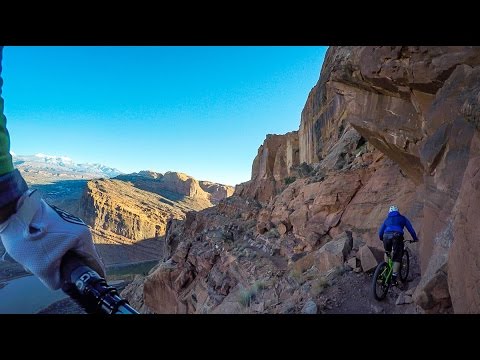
(378, 211, 418, 241)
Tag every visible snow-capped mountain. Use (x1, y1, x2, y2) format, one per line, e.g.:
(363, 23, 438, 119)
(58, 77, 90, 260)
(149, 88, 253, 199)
(12, 153, 123, 183)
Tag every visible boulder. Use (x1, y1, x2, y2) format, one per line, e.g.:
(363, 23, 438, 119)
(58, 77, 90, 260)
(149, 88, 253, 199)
(346, 257, 358, 269)
(277, 222, 288, 236)
(316, 232, 353, 274)
(301, 300, 318, 314)
(358, 245, 378, 273)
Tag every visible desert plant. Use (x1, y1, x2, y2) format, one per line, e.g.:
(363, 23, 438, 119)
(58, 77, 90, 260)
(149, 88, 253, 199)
(289, 268, 305, 284)
(332, 265, 347, 277)
(252, 280, 266, 292)
(284, 176, 296, 185)
(310, 276, 329, 296)
(297, 162, 314, 177)
(238, 281, 266, 307)
(238, 287, 256, 307)
(266, 227, 280, 239)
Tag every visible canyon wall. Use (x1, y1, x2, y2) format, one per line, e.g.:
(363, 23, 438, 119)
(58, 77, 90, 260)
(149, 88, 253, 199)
(127, 47, 480, 314)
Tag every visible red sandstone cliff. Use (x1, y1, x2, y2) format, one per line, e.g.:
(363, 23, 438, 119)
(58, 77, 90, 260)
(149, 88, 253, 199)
(124, 47, 480, 314)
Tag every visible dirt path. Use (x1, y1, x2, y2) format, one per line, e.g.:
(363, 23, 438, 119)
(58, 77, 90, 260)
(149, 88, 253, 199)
(321, 250, 423, 314)
(319, 271, 419, 314)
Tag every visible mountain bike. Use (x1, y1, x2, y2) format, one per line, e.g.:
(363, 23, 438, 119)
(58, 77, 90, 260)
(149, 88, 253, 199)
(61, 251, 139, 314)
(371, 239, 415, 301)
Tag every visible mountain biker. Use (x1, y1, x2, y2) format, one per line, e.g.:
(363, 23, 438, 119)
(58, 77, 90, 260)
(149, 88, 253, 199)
(0, 46, 105, 292)
(378, 205, 418, 286)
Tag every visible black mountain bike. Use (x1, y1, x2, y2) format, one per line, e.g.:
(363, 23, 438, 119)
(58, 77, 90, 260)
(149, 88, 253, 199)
(371, 240, 414, 301)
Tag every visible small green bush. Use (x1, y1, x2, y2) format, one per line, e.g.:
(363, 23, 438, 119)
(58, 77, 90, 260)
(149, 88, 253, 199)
(266, 227, 280, 239)
(284, 176, 297, 185)
(310, 276, 329, 296)
(238, 288, 256, 307)
(238, 281, 266, 307)
(290, 268, 305, 284)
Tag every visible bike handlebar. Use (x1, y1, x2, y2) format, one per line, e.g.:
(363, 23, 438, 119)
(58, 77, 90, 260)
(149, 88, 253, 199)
(60, 251, 139, 314)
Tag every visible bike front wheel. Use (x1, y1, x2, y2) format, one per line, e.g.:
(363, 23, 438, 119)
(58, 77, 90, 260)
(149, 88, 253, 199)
(372, 262, 390, 301)
(400, 248, 410, 282)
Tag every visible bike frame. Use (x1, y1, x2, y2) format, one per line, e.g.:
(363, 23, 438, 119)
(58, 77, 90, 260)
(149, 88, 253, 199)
(380, 240, 411, 284)
(372, 239, 414, 301)
(383, 257, 394, 283)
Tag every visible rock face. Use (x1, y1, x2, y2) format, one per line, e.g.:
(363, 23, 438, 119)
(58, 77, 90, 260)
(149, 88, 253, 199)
(135, 47, 480, 314)
(120, 275, 154, 314)
(235, 132, 299, 204)
(312, 46, 480, 313)
(199, 181, 235, 204)
(252, 132, 300, 182)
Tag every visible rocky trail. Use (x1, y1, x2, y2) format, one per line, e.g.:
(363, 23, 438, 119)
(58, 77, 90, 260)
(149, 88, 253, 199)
(320, 269, 421, 314)
(321, 245, 423, 314)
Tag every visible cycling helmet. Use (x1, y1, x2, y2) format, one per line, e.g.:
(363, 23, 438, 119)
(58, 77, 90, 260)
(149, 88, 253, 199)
(389, 205, 398, 213)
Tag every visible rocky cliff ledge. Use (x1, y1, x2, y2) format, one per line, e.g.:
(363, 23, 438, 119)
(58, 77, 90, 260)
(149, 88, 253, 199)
(124, 47, 480, 314)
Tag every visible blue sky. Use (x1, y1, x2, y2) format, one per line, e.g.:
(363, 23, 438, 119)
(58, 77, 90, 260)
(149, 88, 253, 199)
(2, 46, 327, 186)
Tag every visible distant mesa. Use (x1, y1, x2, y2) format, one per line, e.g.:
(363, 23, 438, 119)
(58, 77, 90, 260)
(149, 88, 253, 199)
(115, 170, 234, 205)
(73, 170, 233, 264)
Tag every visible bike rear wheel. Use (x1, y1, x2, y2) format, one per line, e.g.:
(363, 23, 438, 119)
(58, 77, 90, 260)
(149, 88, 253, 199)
(400, 248, 410, 282)
(372, 262, 390, 301)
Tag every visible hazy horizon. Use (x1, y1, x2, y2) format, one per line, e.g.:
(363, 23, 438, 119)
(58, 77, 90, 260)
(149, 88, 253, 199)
(2, 46, 328, 186)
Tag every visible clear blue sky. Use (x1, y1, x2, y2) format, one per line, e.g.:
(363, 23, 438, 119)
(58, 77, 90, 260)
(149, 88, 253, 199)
(2, 46, 327, 186)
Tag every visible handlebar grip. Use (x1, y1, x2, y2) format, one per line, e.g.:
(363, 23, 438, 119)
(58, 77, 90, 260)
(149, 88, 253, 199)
(60, 250, 87, 284)
(60, 251, 139, 314)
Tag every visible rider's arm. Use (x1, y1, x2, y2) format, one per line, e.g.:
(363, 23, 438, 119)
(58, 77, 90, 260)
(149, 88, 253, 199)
(378, 220, 386, 240)
(0, 46, 29, 219)
(405, 217, 419, 241)
(0, 47, 13, 176)
(0, 46, 105, 291)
